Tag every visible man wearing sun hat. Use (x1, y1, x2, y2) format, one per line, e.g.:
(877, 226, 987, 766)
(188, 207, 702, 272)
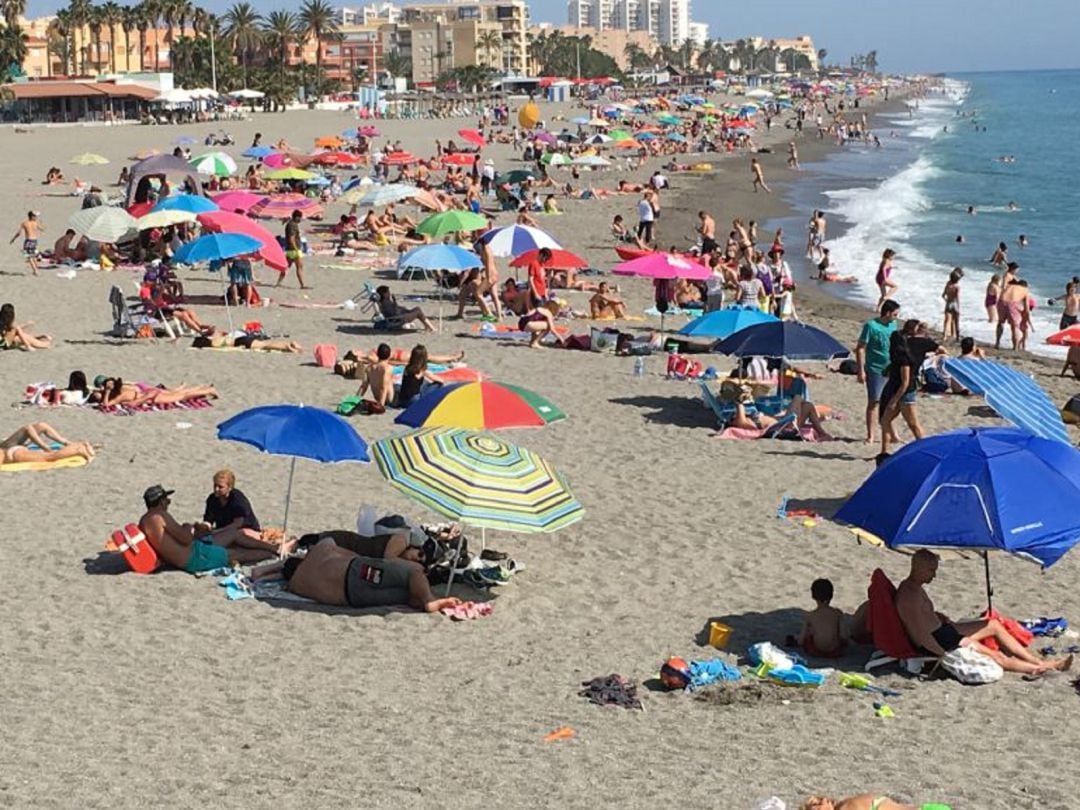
(138, 484, 285, 574)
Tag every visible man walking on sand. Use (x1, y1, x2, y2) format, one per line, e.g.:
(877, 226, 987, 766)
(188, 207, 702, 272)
(855, 299, 900, 444)
(787, 141, 800, 170)
(751, 157, 771, 193)
(279, 210, 308, 289)
(697, 211, 717, 255)
(11, 211, 43, 276)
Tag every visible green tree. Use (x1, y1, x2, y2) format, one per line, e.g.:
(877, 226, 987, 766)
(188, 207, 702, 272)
(816, 48, 827, 70)
(99, 1, 121, 73)
(382, 47, 410, 82)
(222, 2, 262, 87)
(0, 19, 28, 76)
(87, 4, 103, 73)
(263, 9, 298, 91)
(435, 64, 496, 93)
(48, 12, 72, 74)
(476, 29, 501, 69)
(141, 0, 161, 71)
(298, 0, 337, 101)
(66, 0, 91, 74)
(623, 41, 651, 71)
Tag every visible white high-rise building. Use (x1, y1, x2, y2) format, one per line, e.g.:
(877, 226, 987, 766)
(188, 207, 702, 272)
(579, 0, 698, 46)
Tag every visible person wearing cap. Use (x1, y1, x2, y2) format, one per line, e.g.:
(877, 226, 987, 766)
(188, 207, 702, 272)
(295, 514, 432, 564)
(197, 469, 260, 535)
(268, 537, 460, 613)
(138, 484, 287, 574)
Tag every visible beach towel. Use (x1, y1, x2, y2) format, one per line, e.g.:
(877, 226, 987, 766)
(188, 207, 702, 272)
(470, 323, 570, 343)
(685, 658, 741, 691)
(97, 398, 214, 416)
(0, 455, 88, 473)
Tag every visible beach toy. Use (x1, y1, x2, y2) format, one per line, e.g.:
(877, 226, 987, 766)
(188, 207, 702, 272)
(708, 621, 732, 650)
(801, 518, 817, 528)
(518, 102, 540, 129)
(109, 523, 160, 574)
(659, 656, 691, 690)
(543, 726, 575, 742)
(767, 664, 825, 687)
(873, 701, 895, 718)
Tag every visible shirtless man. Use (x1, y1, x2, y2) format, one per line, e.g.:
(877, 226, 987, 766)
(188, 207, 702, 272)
(787, 141, 800, 170)
(10, 211, 43, 275)
(276, 537, 460, 613)
(53, 228, 88, 263)
(896, 550, 1072, 676)
(697, 211, 717, 254)
(751, 157, 771, 193)
(807, 210, 827, 261)
(589, 282, 627, 319)
(138, 484, 286, 574)
(356, 342, 394, 409)
(477, 239, 502, 318)
(994, 278, 1029, 351)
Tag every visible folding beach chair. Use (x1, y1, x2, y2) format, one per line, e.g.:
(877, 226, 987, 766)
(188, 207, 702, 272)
(107, 285, 179, 339)
(864, 568, 937, 674)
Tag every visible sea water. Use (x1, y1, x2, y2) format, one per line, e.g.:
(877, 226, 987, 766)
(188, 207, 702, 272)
(779, 69, 1080, 356)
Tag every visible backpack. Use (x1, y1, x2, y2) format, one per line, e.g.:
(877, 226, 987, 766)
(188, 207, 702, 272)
(313, 344, 338, 368)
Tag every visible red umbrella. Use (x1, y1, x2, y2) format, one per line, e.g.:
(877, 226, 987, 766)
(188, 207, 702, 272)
(211, 191, 271, 213)
(126, 201, 154, 218)
(442, 153, 477, 167)
(458, 128, 486, 147)
(251, 194, 324, 220)
(311, 151, 360, 166)
(383, 151, 418, 166)
(509, 248, 588, 270)
(197, 210, 287, 271)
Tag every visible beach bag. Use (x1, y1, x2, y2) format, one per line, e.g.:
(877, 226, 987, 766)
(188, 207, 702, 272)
(666, 353, 703, 380)
(110, 523, 160, 575)
(589, 328, 617, 353)
(314, 344, 338, 368)
(940, 646, 1003, 685)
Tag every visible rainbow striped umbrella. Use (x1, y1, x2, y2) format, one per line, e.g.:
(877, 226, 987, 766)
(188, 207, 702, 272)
(373, 428, 583, 533)
(394, 381, 566, 430)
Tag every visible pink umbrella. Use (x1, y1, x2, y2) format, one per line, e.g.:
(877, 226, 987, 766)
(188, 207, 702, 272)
(262, 153, 289, 168)
(197, 210, 287, 271)
(612, 252, 710, 280)
(211, 191, 271, 213)
(458, 128, 486, 147)
(533, 131, 558, 145)
(442, 153, 476, 167)
(359, 126, 380, 138)
(251, 194, 323, 220)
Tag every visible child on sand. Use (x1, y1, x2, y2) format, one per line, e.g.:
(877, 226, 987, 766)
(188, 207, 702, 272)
(795, 578, 846, 657)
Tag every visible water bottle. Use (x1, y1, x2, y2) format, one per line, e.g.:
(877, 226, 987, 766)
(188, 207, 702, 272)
(633, 356, 645, 378)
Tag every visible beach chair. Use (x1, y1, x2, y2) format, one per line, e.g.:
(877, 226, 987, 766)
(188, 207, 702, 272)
(107, 285, 179, 339)
(864, 568, 937, 674)
(700, 380, 737, 427)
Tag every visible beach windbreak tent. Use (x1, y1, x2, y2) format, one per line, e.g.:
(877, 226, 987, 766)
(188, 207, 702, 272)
(126, 154, 204, 205)
(835, 427, 1080, 608)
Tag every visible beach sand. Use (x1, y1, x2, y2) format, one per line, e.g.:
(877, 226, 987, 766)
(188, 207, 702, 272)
(1, 97, 1077, 810)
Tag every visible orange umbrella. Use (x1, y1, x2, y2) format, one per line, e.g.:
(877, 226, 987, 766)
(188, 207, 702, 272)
(458, 128, 486, 147)
(615, 140, 642, 149)
(314, 136, 344, 149)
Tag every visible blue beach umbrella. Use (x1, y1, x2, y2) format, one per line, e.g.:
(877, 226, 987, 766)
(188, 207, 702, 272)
(943, 358, 1069, 444)
(835, 427, 1080, 607)
(397, 243, 481, 278)
(636, 132, 657, 141)
(666, 132, 687, 143)
(151, 193, 219, 214)
(341, 128, 359, 138)
(570, 116, 590, 125)
(218, 404, 370, 536)
(174, 232, 262, 264)
(678, 307, 779, 340)
(242, 145, 276, 159)
(172, 135, 198, 146)
(715, 320, 850, 361)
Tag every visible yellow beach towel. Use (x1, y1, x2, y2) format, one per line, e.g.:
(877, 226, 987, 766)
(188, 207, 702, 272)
(0, 455, 89, 473)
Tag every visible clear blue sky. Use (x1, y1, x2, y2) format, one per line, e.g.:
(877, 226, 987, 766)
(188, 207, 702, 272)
(24, 0, 1080, 74)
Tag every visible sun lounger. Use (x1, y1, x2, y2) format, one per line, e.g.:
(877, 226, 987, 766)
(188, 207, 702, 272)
(107, 285, 184, 339)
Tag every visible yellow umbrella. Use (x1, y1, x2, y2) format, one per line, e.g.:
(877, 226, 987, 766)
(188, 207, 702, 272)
(70, 153, 110, 165)
(137, 209, 197, 229)
(265, 167, 317, 181)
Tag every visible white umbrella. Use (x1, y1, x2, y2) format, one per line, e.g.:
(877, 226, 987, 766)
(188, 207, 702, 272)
(746, 88, 774, 99)
(137, 209, 197, 230)
(69, 206, 138, 243)
(229, 89, 265, 100)
(153, 87, 194, 105)
(572, 155, 611, 168)
(188, 87, 218, 99)
(343, 183, 420, 207)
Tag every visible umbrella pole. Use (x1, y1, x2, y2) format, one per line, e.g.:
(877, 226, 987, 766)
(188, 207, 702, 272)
(983, 551, 994, 613)
(218, 269, 235, 334)
(281, 456, 297, 557)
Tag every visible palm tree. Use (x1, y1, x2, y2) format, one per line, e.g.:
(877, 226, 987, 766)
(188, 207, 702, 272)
(160, 0, 181, 69)
(99, 1, 121, 73)
(66, 0, 91, 74)
(0, 22, 28, 75)
(298, 0, 337, 101)
(382, 48, 410, 81)
(263, 9, 298, 90)
(1, 0, 25, 27)
(476, 29, 501, 70)
(87, 4, 104, 73)
(141, 0, 161, 71)
(223, 2, 262, 88)
(48, 11, 71, 74)
(623, 41, 650, 71)
(133, 3, 149, 71)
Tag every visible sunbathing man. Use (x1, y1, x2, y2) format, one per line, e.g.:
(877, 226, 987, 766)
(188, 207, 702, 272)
(356, 343, 394, 411)
(295, 515, 431, 563)
(590, 282, 627, 319)
(191, 331, 302, 353)
(138, 484, 288, 574)
(896, 550, 1073, 676)
(1, 422, 95, 464)
(267, 537, 460, 613)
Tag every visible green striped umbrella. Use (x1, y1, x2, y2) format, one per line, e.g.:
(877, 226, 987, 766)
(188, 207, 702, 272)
(373, 427, 584, 533)
(608, 128, 633, 141)
(190, 151, 238, 177)
(416, 210, 488, 237)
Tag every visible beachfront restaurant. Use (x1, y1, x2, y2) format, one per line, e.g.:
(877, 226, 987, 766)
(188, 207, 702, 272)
(0, 80, 159, 124)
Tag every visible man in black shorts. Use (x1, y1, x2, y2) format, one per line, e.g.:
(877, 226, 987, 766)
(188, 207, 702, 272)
(896, 550, 1071, 675)
(295, 514, 432, 564)
(279, 538, 459, 612)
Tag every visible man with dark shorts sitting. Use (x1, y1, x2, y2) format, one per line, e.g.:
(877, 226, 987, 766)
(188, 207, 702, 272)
(896, 550, 1072, 676)
(279, 538, 459, 612)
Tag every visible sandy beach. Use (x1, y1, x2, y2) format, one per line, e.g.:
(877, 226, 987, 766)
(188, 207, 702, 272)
(1, 95, 1077, 810)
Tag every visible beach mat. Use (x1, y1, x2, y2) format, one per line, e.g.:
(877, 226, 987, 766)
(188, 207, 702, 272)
(0, 455, 88, 473)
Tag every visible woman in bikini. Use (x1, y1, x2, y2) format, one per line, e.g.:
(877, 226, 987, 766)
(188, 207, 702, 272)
(95, 377, 220, 408)
(518, 299, 564, 349)
(1, 422, 95, 464)
(984, 274, 1001, 323)
(801, 795, 917, 810)
(191, 331, 302, 353)
(0, 303, 51, 351)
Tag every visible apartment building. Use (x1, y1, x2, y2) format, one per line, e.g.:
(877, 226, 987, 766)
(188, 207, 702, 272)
(569, 0, 701, 47)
